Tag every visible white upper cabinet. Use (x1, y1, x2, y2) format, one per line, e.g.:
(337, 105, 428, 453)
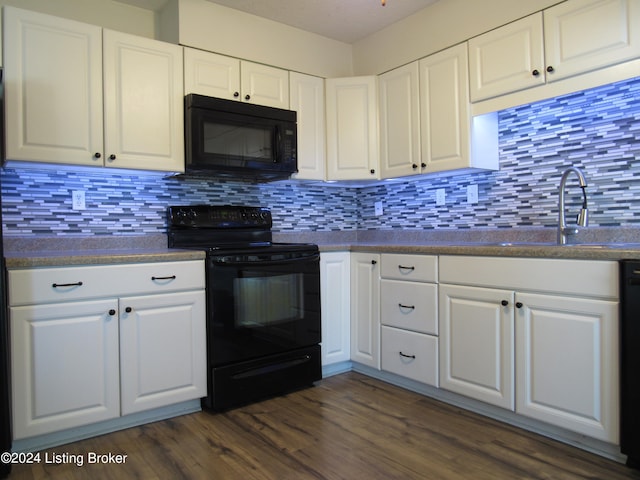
(183, 48, 241, 100)
(468, 14, 545, 102)
(4, 7, 104, 166)
(4, 7, 184, 173)
(103, 30, 184, 172)
(183, 48, 289, 109)
(378, 62, 422, 179)
(241, 61, 289, 109)
(543, 0, 640, 82)
(326, 76, 379, 181)
(289, 72, 326, 180)
(419, 44, 498, 174)
(469, 0, 640, 102)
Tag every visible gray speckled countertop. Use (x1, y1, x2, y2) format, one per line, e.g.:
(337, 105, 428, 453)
(317, 241, 640, 260)
(5, 228, 640, 268)
(3, 234, 205, 268)
(277, 227, 640, 261)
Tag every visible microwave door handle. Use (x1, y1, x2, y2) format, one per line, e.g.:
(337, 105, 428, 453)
(274, 125, 282, 164)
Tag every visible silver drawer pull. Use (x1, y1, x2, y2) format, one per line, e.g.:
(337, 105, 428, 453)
(151, 275, 176, 281)
(399, 352, 416, 359)
(398, 303, 415, 310)
(398, 265, 415, 271)
(52, 281, 83, 288)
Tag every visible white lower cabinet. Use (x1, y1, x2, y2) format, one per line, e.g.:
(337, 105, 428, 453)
(381, 326, 438, 386)
(344, 251, 619, 445)
(10, 299, 120, 439)
(119, 291, 206, 415)
(439, 284, 514, 409)
(320, 252, 351, 366)
(439, 255, 619, 443)
(380, 254, 439, 386)
(9, 261, 206, 440)
(515, 292, 618, 443)
(350, 252, 380, 368)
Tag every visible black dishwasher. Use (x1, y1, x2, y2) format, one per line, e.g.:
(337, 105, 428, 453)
(621, 261, 640, 468)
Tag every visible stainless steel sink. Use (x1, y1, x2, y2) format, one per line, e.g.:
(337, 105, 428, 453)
(565, 243, 640, 249)
(482, 242, 640, 249)
(491, 242, 555, 247)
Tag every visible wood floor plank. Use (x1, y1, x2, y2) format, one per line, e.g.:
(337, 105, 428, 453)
(8, 372, 640, 479)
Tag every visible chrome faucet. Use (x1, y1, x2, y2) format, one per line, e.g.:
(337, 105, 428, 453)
(557, 167, 589, 245)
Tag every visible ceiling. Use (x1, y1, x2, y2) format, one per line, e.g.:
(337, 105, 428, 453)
(114, 0, 441, 44)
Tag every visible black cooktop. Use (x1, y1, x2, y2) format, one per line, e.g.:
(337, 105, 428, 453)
(167, 205, 317, 255)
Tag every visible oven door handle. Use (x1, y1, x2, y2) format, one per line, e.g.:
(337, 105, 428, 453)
(211, 253, 320, 267)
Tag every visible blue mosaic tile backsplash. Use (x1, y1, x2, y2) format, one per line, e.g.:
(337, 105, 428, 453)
(2, 76, 639, 236)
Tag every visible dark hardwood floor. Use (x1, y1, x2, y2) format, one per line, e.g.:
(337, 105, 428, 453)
(9, 372, 640, 479)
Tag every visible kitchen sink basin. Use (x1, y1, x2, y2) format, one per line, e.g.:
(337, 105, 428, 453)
(565, 242, 640, 249)
(480, 242, 640, 249)
(489, 242, 555, 247)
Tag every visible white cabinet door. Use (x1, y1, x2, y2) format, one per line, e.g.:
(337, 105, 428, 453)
(468, 13, 546, 102)
(183, 48, 241, 100)
(103, 30, 184, 173)
(350, 253, 380, 368)
(183, 50, 289, 109)
(544, 0, 640, 83)
(515, 292, 619, 443)
(119, 290, 206, 415)
(240, 61, 289, 109)
(326, 76, 379, 181)
(439, 284, 515, 410)
(420, 43, 475, 174)
(4, 7, 104, 166)
(379, 62, 421, 179)
(290, 72, 326, 180)
(11, 299, 120, 439)
(320, 252, 351, 366)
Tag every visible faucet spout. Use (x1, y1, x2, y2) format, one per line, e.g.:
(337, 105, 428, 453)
(558, 167, 589, 245)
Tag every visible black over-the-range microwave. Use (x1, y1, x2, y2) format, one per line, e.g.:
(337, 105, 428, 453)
(184, 94, 297, 181)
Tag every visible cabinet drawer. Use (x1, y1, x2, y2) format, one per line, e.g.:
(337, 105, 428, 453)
(8, 260, 205, 306)
(380, 280, 437, 334)
(381, 325, 438, 386)
(439, 256, 618, 299)
(381, 254, 437, 282)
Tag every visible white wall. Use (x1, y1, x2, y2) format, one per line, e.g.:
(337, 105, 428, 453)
(352, 0, 564, 75)
(0, 0, 156, 38)
(166, 0, 353, 78)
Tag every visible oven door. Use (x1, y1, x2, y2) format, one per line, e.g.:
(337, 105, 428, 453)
(207, 248, 321, 366)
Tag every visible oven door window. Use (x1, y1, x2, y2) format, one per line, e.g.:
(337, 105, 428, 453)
(235, 272, 303, 328)
(208, 255, 320, 365)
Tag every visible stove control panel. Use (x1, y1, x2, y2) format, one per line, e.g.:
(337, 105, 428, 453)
(168, 205, 272, 229)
